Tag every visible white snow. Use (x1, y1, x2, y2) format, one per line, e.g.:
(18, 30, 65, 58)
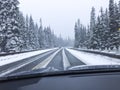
(62, 49, 70, 70)
(0, 48, 58, 66)
(79, 48, 120, 55)
(66, 48, 120, 65)
(32, 48, 62, 70)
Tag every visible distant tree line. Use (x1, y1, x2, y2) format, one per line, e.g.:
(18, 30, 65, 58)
(74, 0, 120, 50)
(0, 0, 71, 53)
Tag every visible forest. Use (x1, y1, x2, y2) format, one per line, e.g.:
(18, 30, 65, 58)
(74, 0, 120, 51)
(0, 0, 72, 53)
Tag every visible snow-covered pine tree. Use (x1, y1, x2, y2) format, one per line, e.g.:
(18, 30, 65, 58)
(104, 9, 110, 50)
(74, 19, 80, 48)
(90, 7, 96, 49)
(92, 16, 101, 49)
(34, 23, 39, 49)
(0, 0, 6, 52)
(50, 31, 56, 47)
(109, 0, 116, 50)
(25, 15, 30, 50)
(113, 3, 120, 50)
(79, 25, 86, 48)
(44, 27, 51, 48)
(28, 16, 36, 50)
(119, 1, 120, 11)
(38, 18, 45, 48)
(0, 0, 22, 52)
(85, 25, 91, 49)
(74, 19, 87, 48)
(99, 8, 107, 50)
(90, 7, 96, 37)
(17, 12, 26, 51)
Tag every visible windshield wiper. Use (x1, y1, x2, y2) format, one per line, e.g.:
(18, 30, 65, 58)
(1, 65, 120, 82)
(68, 65, 120, 70)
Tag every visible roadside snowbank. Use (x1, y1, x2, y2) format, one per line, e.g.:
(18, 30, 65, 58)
(0, 48, 57, 66)
(67, 49, 120, 65)
(78, 48, 120, 55)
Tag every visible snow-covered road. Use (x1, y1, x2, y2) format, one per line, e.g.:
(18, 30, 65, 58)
(0, 48, 58, 66)
(66, 48, 120, 65)
(1, 48, 120, 77)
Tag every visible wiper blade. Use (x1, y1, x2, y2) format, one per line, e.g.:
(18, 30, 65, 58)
(68, 65, 120, 71)
(0, 67, 59, 81)
(1, 65, 120, 82)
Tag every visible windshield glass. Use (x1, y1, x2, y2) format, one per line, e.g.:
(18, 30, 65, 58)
(0, 0, 120, 77)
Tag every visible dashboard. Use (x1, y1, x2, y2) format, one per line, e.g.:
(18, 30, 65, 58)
(0, 71, 120, 90)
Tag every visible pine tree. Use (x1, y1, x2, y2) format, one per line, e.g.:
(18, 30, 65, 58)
(119, 1, 120, 11)
(38, 19, 45, 48)
(90, 7, 96, 38)
(109, 0, 116, 50)
(0, 0, 6, 52)
(25, 15, 30, 50)
(0, 0, 21, 52)
(28, 16, 36, 50)
(90, 7, 96, 49)
(34, 23, 39, 49)
(92, 16, 101, 49)
(99, 8, 107, 50)
(74, 19, 87, 48)
(113, 3, 120, 50)
(104, 9, 110, 50)
(85, 25, 91, 49)
(44, 27, 52, 48)
(74, 19, 80, 48)
(18, 12, 26, 51)
(74, 0, 120, 50)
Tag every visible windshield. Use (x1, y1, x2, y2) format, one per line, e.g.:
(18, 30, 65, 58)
(0, 0, 120, 77)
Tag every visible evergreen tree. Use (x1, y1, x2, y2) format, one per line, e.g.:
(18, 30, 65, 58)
(90, 7, 96, 37)
(93, 16, 101, 49)
(99, 8, 107, 50)
(104, 9, 110, 50)
(18, 12, 29, 51)
(25, 15, 30, 50)
(28, 16, 36, 49)
(34, 23, 39, 49)
(113, 3, 120, 50)
(90, 7, 96, 49)
(85, 25, 91, 49)
(38, 19, 45, 48)
(74, 0, 120, 51)
(74, 19, 81, 48)
(109, 0, 116, 50)
(0, 0, 21, 52)
(74, 19, 87, 48)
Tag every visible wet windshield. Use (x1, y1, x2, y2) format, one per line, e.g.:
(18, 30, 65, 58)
(0, 0, 120, 77)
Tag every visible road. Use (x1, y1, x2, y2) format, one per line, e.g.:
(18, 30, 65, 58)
(0, 48, 85, 77)
(0, 48, 119, 77)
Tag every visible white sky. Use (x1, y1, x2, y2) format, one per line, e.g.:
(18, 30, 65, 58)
(19, 0, 119, 39)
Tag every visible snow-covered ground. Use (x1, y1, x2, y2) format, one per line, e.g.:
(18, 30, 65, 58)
(79, 48, 120, 55)
(100, 49, 120, 55)
(66, 48, 120, 65)
(0, 48, 57, 66)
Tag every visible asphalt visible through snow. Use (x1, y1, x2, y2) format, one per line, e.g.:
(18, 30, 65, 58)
(0, 48, 87, 77)
(1, 47, 119, 77)
(47, 49, 63, 70)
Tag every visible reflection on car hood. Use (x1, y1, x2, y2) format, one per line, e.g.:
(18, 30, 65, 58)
(1, 65, 120, 81)
(8, 67, 59, 77)
(68, 65, 120, 70)
(7, 65, 120, 77)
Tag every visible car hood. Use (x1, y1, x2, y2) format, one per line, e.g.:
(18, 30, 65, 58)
(1, 65, 120, 81)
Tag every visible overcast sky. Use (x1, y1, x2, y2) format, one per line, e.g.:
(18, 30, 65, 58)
(19, 0, 119, 39)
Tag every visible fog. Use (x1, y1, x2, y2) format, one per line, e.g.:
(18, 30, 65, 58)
(19, 0, 119, 39)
